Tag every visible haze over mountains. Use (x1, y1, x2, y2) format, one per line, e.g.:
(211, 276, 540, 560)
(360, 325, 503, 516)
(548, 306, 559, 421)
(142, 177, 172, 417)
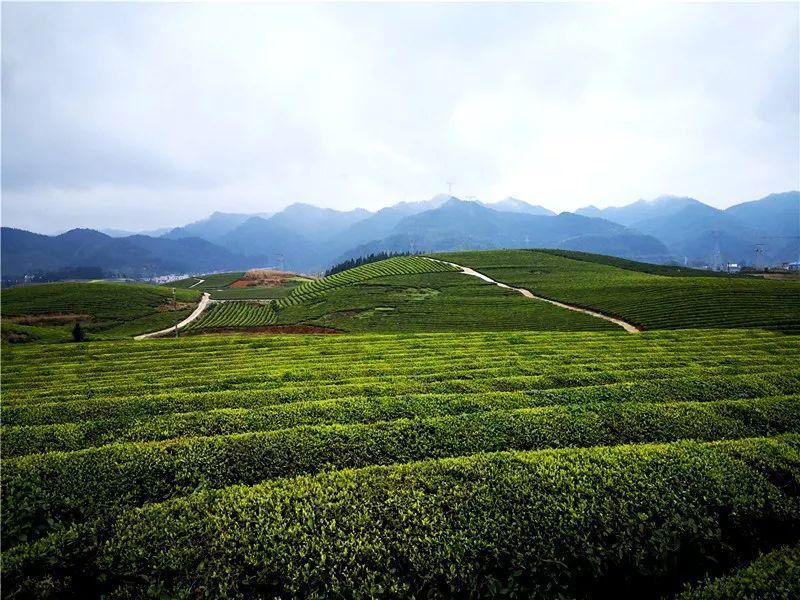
(2, 191, 798, 281)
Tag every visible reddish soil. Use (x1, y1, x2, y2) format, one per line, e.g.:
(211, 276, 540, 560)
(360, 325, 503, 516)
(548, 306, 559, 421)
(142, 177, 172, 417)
(229, 269, 302, 288)
(6, 313, 91, 325)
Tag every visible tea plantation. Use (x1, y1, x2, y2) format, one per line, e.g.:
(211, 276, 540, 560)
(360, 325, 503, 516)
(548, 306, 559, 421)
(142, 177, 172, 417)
(436, 250, 800, 331)
(0, 282, 201, 341)
(3, 326, 800, 598)
(182, 251, 799, 333)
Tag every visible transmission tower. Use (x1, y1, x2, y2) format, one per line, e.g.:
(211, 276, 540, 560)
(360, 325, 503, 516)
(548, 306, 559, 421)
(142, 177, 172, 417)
(754, 244, 766, 270)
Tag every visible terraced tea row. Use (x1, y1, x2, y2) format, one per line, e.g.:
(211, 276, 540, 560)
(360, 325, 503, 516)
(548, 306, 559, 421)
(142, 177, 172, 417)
(279, 255, 459, 306)
(677, 543, 800, 599)
(5, 372, 799, 456)
(184, 301, 276, 330)
(3, 329, 799, 598)
(5, 435, 799, 598)
(4, 395, 799, 549)
(5, 329, 794, 401)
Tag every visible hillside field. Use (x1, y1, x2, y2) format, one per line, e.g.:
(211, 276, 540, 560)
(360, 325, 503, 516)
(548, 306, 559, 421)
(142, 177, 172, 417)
(0, 282, 202, 342)
(436, 250, 800, 331)
(180, 251, 800, 333)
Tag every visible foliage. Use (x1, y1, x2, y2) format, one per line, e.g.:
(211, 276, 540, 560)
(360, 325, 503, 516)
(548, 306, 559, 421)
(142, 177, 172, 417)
(3, 308, 800, 596)
(4, 396, 800, 548)
(676, 543, 800, 599)
(184, 301, 276, 330)
(4, 436, 800, 598)
(70, 322, 85, 343)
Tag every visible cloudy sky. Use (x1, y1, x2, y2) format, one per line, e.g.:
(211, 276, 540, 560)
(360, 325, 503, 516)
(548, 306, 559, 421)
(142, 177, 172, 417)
(2, 2, 798, 234)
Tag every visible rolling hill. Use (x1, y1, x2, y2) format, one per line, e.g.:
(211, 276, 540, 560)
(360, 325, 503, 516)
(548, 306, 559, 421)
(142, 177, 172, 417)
(0, 281, 202, 341)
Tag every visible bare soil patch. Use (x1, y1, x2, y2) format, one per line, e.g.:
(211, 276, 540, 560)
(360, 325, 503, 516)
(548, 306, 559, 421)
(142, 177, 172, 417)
(230, 269, 304, 288)
(192, 325, 341, 335)
(156, 301, 195, 312)
(6, 313, 91, 325)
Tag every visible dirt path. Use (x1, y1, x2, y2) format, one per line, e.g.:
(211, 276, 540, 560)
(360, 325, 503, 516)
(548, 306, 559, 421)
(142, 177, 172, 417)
(188, 278, 206, 289)
(134, 292, 212, 340)
(425, 257, 640, 333)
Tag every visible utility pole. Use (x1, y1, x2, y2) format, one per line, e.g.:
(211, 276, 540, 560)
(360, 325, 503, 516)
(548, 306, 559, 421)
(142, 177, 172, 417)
(446, 181, 453, 196)
(173, 287, 178, 338)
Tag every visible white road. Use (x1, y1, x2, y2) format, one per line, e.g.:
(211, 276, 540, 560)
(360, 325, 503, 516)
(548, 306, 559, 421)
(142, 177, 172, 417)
(134, 292, 212, 340)
(188, 278, 206, 288)
(425, 257, 640, 333)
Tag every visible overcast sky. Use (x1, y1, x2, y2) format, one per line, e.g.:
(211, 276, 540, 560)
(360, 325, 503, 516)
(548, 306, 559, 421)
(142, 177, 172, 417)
(2, 2, 798, 234)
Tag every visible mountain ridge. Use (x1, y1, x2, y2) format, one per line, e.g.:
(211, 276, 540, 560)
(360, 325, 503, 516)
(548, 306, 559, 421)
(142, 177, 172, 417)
(3, 191, 797, 280)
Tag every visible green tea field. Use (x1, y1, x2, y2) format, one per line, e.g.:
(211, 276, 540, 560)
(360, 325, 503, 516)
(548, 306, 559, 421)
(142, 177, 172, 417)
(436, 250, 800, 331)
(2, 251, 799, 598)
(3, 327, 800, 598)
(0, 282, 202, 342)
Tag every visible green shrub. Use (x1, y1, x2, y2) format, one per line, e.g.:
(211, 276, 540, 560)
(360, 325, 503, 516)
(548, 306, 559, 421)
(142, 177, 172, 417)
(5, 436, 798, 599)
(5, 396, 799, 548)
(677, 543, 800, 599)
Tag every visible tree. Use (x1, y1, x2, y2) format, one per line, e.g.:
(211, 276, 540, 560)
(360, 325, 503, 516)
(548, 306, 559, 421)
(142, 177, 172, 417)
(72, 321, 86, 342)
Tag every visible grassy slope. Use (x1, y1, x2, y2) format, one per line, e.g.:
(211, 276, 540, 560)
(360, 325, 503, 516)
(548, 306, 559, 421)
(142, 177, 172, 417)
(435, 250, 800, 331)
(1, 282, 201, 341)
(2, 329, 799, 597)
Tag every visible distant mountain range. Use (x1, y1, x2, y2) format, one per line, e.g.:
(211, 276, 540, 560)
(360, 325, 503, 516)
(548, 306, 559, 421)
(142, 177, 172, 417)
(2, 191, 798, 281)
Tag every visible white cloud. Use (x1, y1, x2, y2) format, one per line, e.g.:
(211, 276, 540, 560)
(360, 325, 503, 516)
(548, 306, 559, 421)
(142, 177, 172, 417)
(2, 2, 798, 233)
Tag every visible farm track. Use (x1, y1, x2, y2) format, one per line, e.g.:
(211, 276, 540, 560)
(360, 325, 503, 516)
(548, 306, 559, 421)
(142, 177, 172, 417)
(425, 257, 641, 332)
(133, 292, 211, 340)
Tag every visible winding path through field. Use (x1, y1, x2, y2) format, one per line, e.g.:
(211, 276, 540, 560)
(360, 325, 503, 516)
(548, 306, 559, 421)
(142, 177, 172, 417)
(188, 278, 206, 288)
(134, 292, 212, 340)
(425, 257, 640, 333)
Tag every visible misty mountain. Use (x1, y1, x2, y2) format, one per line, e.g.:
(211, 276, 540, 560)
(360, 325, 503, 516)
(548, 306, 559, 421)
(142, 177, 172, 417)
(725, 191, 799, 239)
(101, 227, 172, 238)
(266, 203, 371, 241)
(325, 194, 452, 252)
(1, 227, 261, 279)
(575, 192, 799, 264)
(633, 203, 754, 262)
(215, 217, 322, 271)
(335, 198, 669, 262)
(575, 196, 703, 227)
(482, 197, 555, 216)
(162, 212, 267, 242)
(5, 191, 797, 280)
